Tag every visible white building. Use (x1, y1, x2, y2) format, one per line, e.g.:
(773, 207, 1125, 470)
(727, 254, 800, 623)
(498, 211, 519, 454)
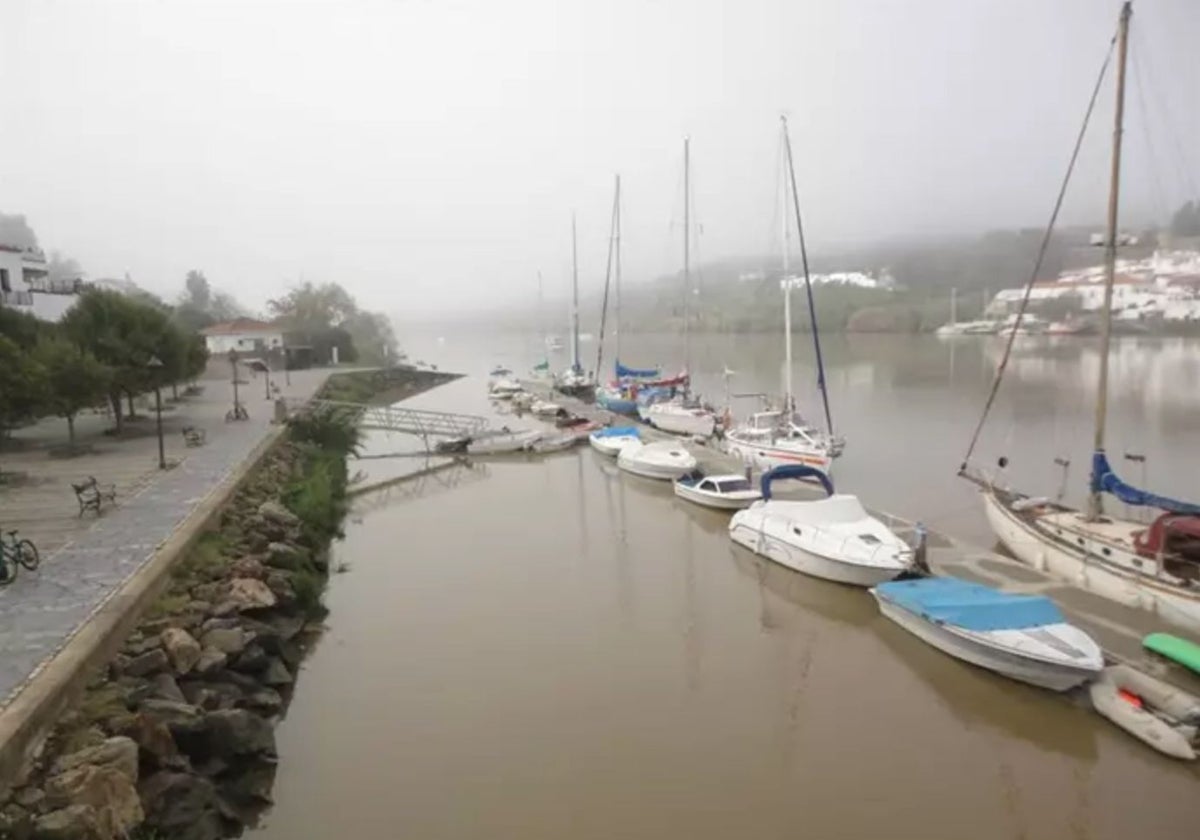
(781, 269, 894, 290)
(0, 245, 83, 322)
(200, 318, 286, 356)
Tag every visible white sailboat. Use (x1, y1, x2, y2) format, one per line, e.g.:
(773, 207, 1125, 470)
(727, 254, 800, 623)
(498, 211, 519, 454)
(964, 2, 1200, 632)
(724, 118, 843, 471)
(555, 215, 596, 399)
(646, 138, 718, 439)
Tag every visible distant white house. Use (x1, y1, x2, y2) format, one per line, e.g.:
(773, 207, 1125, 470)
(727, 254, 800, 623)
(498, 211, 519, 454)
(200, 318, 286, 356)
(0, 245, 83, 322)
(781, 269, 895, 290)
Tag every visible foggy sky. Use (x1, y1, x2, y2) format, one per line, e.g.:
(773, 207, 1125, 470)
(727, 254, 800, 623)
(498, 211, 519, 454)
(1, 0, 1197, 320)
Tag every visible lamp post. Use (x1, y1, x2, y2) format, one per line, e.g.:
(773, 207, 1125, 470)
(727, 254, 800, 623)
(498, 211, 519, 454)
(147, 355, 166, 470)
(263, 358, 272, 400)
(228, 349, 241, 416)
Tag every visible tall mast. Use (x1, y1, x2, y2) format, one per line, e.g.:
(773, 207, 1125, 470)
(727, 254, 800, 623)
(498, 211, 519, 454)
(950, 287, 958, 327)
(683, 137, 691, 377)
(782, 115, 834, 435)
(1088, 0, 1131, 521)
(537, 270, 545, 351)
(780, 124, 793, 411)
(596, 177, 619, 379)
(615, 174, 622, 364)
(571, 213, 581, 373)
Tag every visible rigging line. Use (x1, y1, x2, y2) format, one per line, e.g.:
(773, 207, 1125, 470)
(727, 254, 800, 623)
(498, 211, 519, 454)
(1132, 26, 1199, 200)
(959, 32, 1118, 474)
(1129, 41, 1169, 225)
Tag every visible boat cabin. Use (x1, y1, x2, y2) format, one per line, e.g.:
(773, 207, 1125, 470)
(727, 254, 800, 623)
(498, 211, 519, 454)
(1134, 514, 1200, 583)
(678, 472, 753, 494)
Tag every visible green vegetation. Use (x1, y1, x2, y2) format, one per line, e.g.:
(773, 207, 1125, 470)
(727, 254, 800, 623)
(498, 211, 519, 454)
(268, 280, 397, 365)
(0, 287, 209, 463)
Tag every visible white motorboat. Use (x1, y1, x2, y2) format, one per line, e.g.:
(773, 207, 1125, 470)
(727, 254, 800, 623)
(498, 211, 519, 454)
(724, 409, 840, 472)
(525, 430, 582, 454)
(510, 391, 535, 410)
(466, 428, 543, 455)
(488, 378, 523, 400)
(646, 398, 717, 438)
(588, 426, 642, 457)
(729, 465, 912, 587)
(530, 398, 563, 417)
(617, 440, 697, 480)
(871, 577, 1105, 692)
(674, 471, 761, 510)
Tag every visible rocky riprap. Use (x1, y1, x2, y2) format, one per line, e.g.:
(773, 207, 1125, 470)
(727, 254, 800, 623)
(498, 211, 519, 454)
(0, 438, 340, 840)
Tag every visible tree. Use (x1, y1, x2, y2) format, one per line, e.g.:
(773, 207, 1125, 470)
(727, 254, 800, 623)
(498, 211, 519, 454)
(1170, 200, 1200, 238)
(268, 282, 357, 333)
(36, 337, 111, 448)
(0, 213, 39, 249)
(0, 335, 47, 445)
(184, 270, 211, 311)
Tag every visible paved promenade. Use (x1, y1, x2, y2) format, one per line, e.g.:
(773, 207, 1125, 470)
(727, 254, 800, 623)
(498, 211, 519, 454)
(0, 366, 329, 709)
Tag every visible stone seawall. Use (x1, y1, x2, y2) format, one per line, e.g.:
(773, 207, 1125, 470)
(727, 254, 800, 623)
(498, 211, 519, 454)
(0, 369, 454, 840)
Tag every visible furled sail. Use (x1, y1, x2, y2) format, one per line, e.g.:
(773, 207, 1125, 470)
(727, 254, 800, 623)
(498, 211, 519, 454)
(615, 361, 660, 379)
(1091, 452, 1200, 515)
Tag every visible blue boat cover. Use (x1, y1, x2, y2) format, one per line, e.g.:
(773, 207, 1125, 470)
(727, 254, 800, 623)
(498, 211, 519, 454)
(615, 361, 660, 379)
(592, 426, 640, 438)
(760, 464, 834, 499)
(875, 577, 1064, 631)
(1091, 452, 1200, 515)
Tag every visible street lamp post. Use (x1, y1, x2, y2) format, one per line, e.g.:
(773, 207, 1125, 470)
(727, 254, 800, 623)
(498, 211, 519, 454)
(228, 349, 241, 415)
(147, 355, 166, 470)
(263, 359, 272, 400)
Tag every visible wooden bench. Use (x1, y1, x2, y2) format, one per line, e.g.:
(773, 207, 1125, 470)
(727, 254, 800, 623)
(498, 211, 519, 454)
(71, 476, 117, 517)
(182, 425, 207, 447)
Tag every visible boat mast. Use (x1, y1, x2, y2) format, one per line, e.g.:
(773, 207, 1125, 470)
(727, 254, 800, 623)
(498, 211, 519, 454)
(950, 287, 958, 328)
(781, 115, 834, 435)
(780, 123, 793, 411)
(595, 176, 619, 379)
(571, 213, 581, 373)
(683, 137, 692, 380)
(1088, 0, 1131, 521)
(537, 270, 545, 356)
(615, 174, 622, 366)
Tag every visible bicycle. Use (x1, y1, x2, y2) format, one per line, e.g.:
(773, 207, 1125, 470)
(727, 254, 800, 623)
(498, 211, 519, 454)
(0, 529, 40, 586)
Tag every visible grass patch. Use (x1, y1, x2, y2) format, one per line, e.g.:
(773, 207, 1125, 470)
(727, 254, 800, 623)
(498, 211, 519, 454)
(144, 592, 191, 621)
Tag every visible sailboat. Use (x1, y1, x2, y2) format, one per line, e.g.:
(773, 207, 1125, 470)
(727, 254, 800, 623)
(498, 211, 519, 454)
(594, 175, 660, 415)
(554, 214, 596, 399)
(724, 118, 844, 472)
(531, 271, 554, 381)
(646, 138, 718, 438)
(935, 288, 995, 336)
(964, 2, 1200, 632)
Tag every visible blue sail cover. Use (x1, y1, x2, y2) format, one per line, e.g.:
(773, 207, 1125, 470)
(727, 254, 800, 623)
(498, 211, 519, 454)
(615, 361, 660, 379)
(875, 578, 1064, 631)
(592, 426, 640, 439)
(1091, 452, 1200, 515)
(760, 464, 834, 499)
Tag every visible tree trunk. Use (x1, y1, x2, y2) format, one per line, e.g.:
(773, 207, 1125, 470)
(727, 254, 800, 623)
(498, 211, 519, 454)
(126, 391, 136, 419)
(67, 413, 76, 448)
(171, 382, 179, 400)
(109, 391, 124, 433)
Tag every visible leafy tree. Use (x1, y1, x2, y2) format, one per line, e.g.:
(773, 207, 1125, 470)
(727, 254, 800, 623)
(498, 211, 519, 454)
(0, 335, 47, 445)
(184, 270, 211, 310)
(0, 213, 39, 249)
(1170, 200, 1200, 238)
(0, 305, 52, 347)
(36, 337, 111, 448)
(269, 281, 396, 364)
(268, 282, 357, 333)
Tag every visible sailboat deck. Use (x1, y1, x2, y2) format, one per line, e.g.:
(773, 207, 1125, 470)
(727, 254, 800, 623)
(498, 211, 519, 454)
(1037, 510, 1145, 546)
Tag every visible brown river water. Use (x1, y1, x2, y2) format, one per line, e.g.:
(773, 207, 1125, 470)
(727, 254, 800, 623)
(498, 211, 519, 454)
(251, 334, 1199, 839)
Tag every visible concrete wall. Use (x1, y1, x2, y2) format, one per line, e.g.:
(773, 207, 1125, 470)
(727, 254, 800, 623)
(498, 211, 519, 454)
(205, 332, 285, 355)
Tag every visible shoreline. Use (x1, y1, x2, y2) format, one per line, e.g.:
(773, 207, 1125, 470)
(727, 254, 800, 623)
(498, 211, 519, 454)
(0, 368, 455, 840)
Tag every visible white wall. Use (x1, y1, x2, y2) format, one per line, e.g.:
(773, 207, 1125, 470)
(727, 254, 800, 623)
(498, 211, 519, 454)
(0, 250, 79, 322)
(204, 332, 285, 355)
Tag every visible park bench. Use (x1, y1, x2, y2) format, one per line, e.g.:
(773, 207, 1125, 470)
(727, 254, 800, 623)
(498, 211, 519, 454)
(182, 425, 207, 447)
(71, 476, 116, 517)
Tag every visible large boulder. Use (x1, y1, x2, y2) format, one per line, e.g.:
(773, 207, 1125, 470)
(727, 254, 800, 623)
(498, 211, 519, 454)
(160, 628, 202, 675)
(50, 737, 138, 783)
(265, 542, 307, 570)
(214, 578, 277, 615)
(200, 627, 251, 656)
(30, 805, 99, 840)
(196, 709, 276, 760)
(193, 647, 228, 676)
(122, 648, 169, 678)
(261, 658, 293, 687)
(116, 713, 179, 769)
(43, 765, 143, 839)
(149, 673, 187, 704)
(258, 500, 300, 529)
(230, 556, 266, 580)
(138, 772, 222, 840)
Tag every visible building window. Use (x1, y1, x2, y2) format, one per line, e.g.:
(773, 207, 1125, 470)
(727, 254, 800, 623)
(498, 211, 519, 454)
(0, 268, 10, 293)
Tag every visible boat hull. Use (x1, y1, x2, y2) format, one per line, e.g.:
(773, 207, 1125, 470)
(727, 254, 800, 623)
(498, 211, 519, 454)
(596, 391, 639, 415)
(617, 445, 696, 480)
(729, 521, 900, 587)
(724, 438, 833, 473)
(589, 433, 641, 457)
(647, 405, 716, 438)
(873, 594, 1097, 691)
(981, 489, 1200, 632)
(673, 482, 760, 510)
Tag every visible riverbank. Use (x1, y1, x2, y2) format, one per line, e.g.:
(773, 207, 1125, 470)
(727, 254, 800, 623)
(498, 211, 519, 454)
(0, 368, 454, 839)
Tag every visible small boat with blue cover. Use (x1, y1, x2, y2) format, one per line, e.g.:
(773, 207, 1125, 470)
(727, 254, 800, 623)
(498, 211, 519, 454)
(871, 577, 1104, 691)
(588, 426, 642, 457)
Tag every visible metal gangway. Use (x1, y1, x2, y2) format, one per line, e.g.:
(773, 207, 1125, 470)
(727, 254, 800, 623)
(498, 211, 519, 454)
(309, 400, 491, 445)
